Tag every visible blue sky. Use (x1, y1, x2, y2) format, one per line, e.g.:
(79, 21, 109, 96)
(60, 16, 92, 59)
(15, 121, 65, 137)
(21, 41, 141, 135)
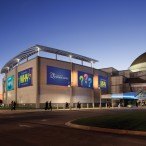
(0, 0, 146, 93)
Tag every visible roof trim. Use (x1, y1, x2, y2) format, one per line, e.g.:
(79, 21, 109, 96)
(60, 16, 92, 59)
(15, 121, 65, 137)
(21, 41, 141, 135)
(1, 44, 98, 74)
(130, 52, 146, 67)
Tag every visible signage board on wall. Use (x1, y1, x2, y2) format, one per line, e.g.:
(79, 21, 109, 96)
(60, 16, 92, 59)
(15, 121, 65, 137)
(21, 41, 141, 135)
(98, 75, 108, 91)
(18, 68, 32, 88)
(6, 75, 14, 91)
(47, 66, 71, 86)
(78, 71, 93, 88)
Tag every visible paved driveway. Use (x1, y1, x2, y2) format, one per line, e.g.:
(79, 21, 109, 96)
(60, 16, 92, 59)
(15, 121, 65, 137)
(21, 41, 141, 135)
(0, 108, 146, 146)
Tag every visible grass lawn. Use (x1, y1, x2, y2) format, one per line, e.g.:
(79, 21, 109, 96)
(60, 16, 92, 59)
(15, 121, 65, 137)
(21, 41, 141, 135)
(72, 110, 146, 131)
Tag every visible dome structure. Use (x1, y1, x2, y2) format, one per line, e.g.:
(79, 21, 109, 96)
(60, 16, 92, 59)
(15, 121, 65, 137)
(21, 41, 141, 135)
(129, 52, 146, 72)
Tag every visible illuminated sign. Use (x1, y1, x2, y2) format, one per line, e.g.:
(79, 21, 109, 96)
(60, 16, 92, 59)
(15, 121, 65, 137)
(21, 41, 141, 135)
(47, 66, 71, 86)
(78, 71, 93, 88)
(18, 68, 32, 88)
(6, 75, 14, 91)
(98, 75, 108, 91)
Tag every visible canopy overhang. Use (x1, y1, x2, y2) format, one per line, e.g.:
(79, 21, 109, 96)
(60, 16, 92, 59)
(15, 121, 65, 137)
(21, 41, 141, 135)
(1, 45, 98, 74)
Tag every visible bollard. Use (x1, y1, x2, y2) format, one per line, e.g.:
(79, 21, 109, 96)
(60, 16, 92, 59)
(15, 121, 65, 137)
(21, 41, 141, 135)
(106, 103, 107, 108)
(87, 103, 89, 108)
(57, 104, 58, 109)
(112, 99, 114, 108)
(69, 105, 72, 110)
(92, 103, 95, 108)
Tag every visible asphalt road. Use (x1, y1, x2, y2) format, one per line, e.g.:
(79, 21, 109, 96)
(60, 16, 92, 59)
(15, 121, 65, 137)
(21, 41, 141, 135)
(0, 108, 146, 146)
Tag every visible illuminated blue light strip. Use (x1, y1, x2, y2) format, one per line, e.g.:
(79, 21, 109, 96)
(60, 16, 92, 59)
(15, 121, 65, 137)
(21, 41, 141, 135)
(111, 92, 138, 99)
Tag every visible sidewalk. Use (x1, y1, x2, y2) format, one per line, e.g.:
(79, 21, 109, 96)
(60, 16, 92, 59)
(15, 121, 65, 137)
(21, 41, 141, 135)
(0, 106, 146, 114)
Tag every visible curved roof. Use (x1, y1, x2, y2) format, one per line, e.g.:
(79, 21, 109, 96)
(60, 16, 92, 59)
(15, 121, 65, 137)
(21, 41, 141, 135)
(130, 52, 146, 67)
(1, 44, 98, 74)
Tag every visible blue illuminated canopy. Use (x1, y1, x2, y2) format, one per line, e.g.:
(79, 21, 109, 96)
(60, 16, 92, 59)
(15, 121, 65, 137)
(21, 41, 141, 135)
(111, 92, 138, 99)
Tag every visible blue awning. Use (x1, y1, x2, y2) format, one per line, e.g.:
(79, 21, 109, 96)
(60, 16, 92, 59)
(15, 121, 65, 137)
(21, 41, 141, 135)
(111, 92, 138, 99)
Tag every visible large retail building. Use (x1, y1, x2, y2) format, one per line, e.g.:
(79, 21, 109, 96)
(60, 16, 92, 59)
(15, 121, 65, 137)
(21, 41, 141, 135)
(1, 45, 146, 108)
(1, 45, 110, 108)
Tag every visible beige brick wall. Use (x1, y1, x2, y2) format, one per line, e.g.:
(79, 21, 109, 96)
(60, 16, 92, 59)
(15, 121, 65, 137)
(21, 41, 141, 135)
(39, 58, 72, 103)
(111, 76, 123, 85)
(17, 59, 37, 104)
(111, 76, 124, 93)
(111, 85, 123, 93)
(4, 57, 110, 106)
(39, 58, 94, 104)
(73, 64, 94, 103)
(5, 68, 17, 104)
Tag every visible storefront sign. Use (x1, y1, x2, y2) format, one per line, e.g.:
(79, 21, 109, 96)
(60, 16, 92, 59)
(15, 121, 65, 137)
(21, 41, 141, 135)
(78, 71, 93, 88)
(18, 68, 32, 88)
(6, 75, 14, 91)
(98, 75, 108, 91)
(47, 66, 71, 86)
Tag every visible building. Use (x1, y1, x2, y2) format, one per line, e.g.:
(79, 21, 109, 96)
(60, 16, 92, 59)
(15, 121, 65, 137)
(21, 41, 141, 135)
(101, 52, 146, 106)
(129, 52, 146, 92)
(0, 93, 2, 100)
(2, 45, 146, 108)
(1, 45, 110, 108)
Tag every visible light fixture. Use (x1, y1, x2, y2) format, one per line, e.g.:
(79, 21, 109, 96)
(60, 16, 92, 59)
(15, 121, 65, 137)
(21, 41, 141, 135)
(16, 58, 20, 62)
(6, 66, 9, 70)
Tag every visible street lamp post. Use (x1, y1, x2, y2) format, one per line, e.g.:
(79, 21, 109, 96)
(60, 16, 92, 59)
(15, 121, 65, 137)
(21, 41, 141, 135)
(99, 87, 102, 108)
(68, 82, 73, 110)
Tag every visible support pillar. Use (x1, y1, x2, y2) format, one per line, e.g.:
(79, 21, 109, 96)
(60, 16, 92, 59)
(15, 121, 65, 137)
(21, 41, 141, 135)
(55, 54, 58, 60)
(112, 99, 114, 108)
(99, 87, 102, 108)
(81, 60, 83, 65)
(36, 57, 40, 108)
(69, 62, 73, 110)
(5, 73, 8, 105)
(15, 66, 18, 103)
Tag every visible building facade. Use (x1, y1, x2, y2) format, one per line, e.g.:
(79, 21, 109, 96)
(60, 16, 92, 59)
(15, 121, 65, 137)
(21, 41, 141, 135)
(2, 45, 146, 108)
(1, 45, 110, 108)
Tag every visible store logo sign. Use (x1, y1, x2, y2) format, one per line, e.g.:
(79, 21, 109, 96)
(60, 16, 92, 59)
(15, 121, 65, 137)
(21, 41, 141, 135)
(98, 75, 108, 90)
(18, 68, 32, 88)
(47, 66, 71, 86)
(6, 75, 14, 91)
(78, 71, 93, 88)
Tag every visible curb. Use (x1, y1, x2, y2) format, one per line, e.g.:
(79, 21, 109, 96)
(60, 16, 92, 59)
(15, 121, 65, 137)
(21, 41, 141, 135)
(65, 121, 146, 136)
